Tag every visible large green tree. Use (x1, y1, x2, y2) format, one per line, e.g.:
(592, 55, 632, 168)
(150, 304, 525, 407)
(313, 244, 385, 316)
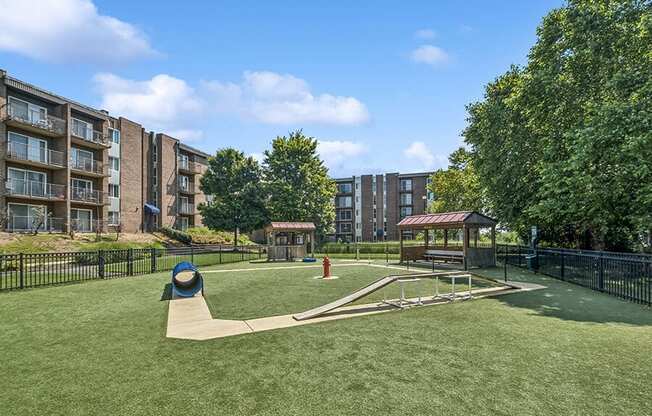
(263, 130, 335, 239)
(465, 0, 652, 251)
(428, 147, 486, 213)
(199, 148, 268, 245)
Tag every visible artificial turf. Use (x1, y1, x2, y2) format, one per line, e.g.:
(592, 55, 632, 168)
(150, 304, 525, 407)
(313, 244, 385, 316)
(0, 261, 650, 416)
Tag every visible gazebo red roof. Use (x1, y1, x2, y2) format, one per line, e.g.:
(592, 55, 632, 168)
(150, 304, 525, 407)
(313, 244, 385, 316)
(266, 222, 316, 231)
(397, 211, 496, 229)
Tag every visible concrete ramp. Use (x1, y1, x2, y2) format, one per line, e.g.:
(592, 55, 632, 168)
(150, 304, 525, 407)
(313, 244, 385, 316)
(293, 271, 467, 321)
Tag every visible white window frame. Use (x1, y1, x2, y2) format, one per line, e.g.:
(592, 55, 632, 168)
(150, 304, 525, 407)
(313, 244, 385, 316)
(7, 202, 47, 231)
(108, 157, 120, 172)
(8, 96, 47, 123)
(109, 128, 120, 144)
(72, 178, 93, 191)
(109, 184, 120, 198)
(108, 211, 120, 226)
(8, 131, 48, 164)
(72, 118, 93, 140)
(71, 208, 93, 232)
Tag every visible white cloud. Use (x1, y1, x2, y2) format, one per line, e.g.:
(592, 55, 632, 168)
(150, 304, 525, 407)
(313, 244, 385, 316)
(167, 129, 204, 142)
(317, 140, 367, 167)
(403, 141, 445, 170)
(203, 71, 370, 125)
(0, 0, 157, 63)
(410, 45, 449, 67)
(94, 73, 203, 139)
(414, 29, 436, 40)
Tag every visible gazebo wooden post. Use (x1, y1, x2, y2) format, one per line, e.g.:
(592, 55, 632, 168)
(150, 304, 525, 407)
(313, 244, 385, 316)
(400, 228, 404, 263)
(444, 229, 448, 248)
(474, 227, 479, 248)
(462, 224, 468, 270)
(311, 230, 315, 255)
(424, 229, 429, 250)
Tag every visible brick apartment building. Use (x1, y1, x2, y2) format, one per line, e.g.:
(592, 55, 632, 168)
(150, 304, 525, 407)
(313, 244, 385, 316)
(333, 172, 434, 242)
(0, 69, 208, 234)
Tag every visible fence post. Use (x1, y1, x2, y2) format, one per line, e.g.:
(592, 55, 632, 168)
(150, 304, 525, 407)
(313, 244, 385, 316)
(598, 251, 604, 291)
(560, 249, 565, 280)
(151, 247, 156, 273)
(258, 246, 262, 260)
(127, 248, 134, 276)
(241, 246, 244, 261)
(191, 246, 194, 264)
(219, 245, 222, 264)
(19, 253, 24, 289)
(98, 250, 105, 279)
(518, 245, 522, 267)
(386, 243, 389, 264)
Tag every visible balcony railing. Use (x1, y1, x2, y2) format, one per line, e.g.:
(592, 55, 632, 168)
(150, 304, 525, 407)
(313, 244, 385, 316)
(70, 157, 108, 176)
(71, 187, 107, 205)
(70, 219, 118, 233)
(178, 203, 195, 215)
(5, 179, 66, 200)
(1, 102, 66, 136)
(71, 125, 110, 147)
(7, 141, 65, 167)
(179, 182, 196, 193)
(178, 159, 202, 174)
(6, 216, 65, 233)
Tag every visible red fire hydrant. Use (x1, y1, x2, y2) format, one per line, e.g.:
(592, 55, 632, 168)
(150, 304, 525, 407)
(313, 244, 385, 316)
(323, 256, 331, 279)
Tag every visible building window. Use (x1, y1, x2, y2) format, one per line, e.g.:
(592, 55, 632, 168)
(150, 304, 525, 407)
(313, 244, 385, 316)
(337, 223, 352, 233)
(400, 179, 413, 192)
(71, 118, 93, 140)
(400, 206, 413, 219)
(109, 184, 120, 198)
(179, 217, 189, 231)
(337, 196, 352, 208)
(400, 193, 413, 206)
(7, 203, 46, 232)
(108, 211, 120, 226)
(71, 208, 93, 233)
(337, 183, 352, 193)
(8, 132, 48, 164)
(108, 157, 120, 172)
(109, 128, 120, 144)
(337, 210, 352, 221)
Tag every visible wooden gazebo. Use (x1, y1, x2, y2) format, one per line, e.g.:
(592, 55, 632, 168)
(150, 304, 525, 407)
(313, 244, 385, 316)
(265, 222, 316, 261)
(397, 211, 497, 268)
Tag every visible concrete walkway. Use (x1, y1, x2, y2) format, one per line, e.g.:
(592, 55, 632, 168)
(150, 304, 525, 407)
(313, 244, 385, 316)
(166, 281, 541, 341)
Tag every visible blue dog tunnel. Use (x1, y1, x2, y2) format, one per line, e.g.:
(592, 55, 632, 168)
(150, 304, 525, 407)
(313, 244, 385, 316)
(171, 261, 204, 298)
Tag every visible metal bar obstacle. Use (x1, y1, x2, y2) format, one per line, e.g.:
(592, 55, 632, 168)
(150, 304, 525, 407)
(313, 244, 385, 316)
(171, 261, 204, 298)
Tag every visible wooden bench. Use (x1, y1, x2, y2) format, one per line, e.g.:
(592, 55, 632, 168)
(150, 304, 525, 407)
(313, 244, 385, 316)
(423, 249, 464, 264)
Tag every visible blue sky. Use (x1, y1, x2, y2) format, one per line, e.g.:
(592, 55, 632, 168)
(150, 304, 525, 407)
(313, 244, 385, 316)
(0, 0, 563, 177)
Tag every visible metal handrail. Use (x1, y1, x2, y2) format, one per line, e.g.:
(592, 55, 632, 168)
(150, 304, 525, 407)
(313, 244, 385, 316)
(0, 102, 66, 136)
(70, 157, 107, 175)
(70, 187, 107, 204)
(6, 141, 65, 167)
(71, 124, 110, 146)
(178, 159, 201, 173)
(5, 179, 66, 199)
(6, 216, 65, 233)
(178, 203, 195, 215)
(179, 182, 196, 193)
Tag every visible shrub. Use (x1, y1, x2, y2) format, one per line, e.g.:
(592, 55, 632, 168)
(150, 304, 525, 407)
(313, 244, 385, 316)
(159, 226, 192, 244)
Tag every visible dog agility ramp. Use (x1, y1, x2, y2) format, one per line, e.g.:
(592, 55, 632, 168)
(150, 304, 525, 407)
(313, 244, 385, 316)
(293, 275, 401, 321)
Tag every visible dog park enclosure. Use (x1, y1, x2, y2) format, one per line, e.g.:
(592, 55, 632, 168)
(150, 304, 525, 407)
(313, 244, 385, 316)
(265, 222, 316, 261)
(398, 211, 497, 268)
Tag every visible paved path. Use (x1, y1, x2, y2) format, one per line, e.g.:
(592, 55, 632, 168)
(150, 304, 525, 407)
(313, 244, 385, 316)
(166, 283, 535, 341)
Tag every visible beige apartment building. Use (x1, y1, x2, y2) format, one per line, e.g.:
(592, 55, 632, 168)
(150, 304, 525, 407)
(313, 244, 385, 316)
(0, 69, 208, 234)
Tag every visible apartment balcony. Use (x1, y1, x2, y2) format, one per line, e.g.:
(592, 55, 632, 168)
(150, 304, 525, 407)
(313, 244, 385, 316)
(70, 187, 109, 205)
(6, 216, 65, 233)
(1, 102, 66, 138)
(70, 158, 109, 177)
(179, 182, 198, 194)
(178, 159, 202, 174)
(178, 203, 196, 215)
(71, 125, 111, 149)
(4, 179, 66, 201)
(6, 141, 66, 170)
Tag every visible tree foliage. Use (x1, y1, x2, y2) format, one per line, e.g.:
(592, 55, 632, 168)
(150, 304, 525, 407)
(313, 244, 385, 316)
(199, 148, 268, 236)
(428, 147, 486, 213)
(464, 0, 652, 251)
(263, 130, 335, 239)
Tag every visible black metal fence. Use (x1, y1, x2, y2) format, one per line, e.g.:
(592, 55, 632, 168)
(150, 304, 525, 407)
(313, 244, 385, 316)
(499, 244, 652, 306)
(0, 245, 264, 291)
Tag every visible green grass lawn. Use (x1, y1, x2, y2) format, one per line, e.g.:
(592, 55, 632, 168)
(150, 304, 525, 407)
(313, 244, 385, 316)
(0, 261, 651, 415)
(202, 262, 501, 320)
